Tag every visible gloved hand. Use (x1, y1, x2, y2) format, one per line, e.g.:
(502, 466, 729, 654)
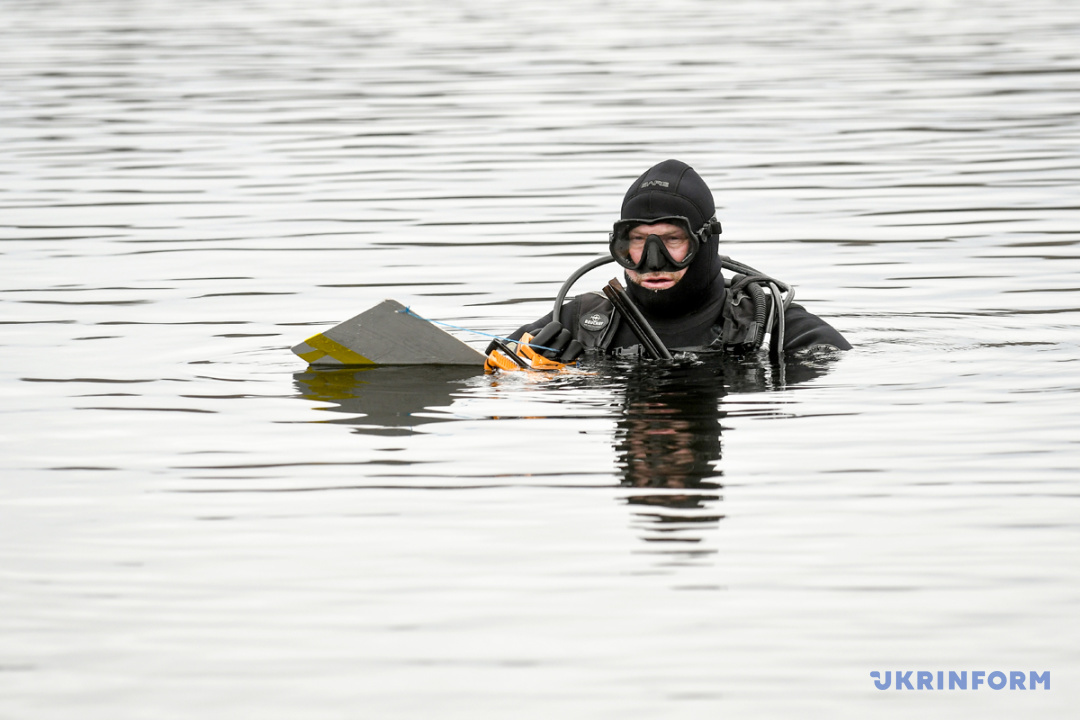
(527, 320, 585, 363)
(482, 321, 585, 373)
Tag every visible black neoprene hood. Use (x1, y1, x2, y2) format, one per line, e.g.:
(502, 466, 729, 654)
(618, 159, 725, 319)
(620, 159, 716, 232)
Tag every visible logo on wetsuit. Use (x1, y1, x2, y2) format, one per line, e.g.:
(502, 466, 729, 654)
(580, 312, 610, 331)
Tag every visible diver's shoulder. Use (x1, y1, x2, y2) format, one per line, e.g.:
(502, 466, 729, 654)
(782, 302, 852, 351)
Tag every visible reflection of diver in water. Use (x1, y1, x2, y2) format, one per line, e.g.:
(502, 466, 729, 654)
(293, 365, 477, 436)
(294, 349, 840, 564)
(611, 353, 838, 557)
(614, 361, 726, 558)
(616, 363, 725, 489)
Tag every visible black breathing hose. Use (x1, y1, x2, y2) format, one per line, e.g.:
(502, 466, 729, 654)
(552, 256, 615, 321)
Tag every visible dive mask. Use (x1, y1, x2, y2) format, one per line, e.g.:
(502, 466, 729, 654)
(608, 215, 721, 273)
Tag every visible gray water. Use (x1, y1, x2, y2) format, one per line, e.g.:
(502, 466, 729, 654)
(3, 0, 1079, 717)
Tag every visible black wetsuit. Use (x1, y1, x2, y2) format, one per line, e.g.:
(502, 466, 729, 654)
(508, 265, 851, 356)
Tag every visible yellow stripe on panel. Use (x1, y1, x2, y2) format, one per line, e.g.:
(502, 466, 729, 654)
(302, 333, 375, 365)
(297, 348, 327, 363)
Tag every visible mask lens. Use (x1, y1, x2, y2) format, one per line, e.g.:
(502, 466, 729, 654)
(610, 224, 637, 269)
(609, 217, 701, 271)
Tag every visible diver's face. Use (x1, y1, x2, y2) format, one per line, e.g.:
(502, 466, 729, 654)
(625, 222, 690, 291)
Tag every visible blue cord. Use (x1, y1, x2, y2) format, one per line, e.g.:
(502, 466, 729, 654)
(398, 306, 560, 353)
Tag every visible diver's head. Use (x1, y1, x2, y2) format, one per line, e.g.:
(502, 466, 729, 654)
(610, 160, 723, 317)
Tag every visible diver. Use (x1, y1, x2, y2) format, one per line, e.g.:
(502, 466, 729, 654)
(485, 159, 850, 370)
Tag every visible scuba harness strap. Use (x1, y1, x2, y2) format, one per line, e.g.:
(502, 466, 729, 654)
(567, 292, 623, 352)
(714, 255, 794, 357)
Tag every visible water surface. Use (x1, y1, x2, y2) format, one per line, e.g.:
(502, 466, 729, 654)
(3, 0, 1079, 718)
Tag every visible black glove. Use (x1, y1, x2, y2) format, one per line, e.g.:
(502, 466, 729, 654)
(528, 321, 584, 363)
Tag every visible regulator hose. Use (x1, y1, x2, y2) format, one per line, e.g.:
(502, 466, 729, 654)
(553, 256, 614, 321)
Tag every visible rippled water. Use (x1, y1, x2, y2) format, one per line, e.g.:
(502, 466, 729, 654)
(3, 0, 1079, 717)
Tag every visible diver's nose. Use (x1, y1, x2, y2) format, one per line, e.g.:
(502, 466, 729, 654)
(642, 235, 666, 272)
